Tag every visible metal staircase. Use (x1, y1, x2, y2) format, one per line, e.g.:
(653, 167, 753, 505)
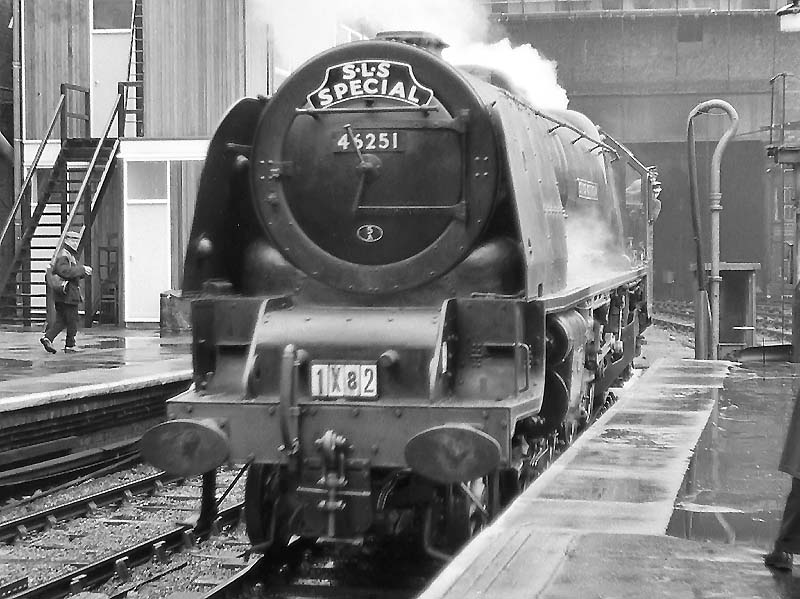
(121, 0, 144, 137)
(0, 85, 122, 327)
(0, 2, 144, 327)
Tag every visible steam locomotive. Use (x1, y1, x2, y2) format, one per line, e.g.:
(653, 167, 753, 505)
(141, 32, 659, 557)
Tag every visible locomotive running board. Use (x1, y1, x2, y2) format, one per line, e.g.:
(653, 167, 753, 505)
(536, 266, 648, 313)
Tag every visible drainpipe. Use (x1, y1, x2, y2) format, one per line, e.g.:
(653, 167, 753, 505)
(687, 100, 739, 360)
(12, 0, 21, 197)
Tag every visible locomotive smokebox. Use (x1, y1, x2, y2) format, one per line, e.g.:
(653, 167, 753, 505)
(404, 424, 502, 484)
(140, 418, 230, 477)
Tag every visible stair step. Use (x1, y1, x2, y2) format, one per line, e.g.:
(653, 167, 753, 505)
(7, 293, 46, 298)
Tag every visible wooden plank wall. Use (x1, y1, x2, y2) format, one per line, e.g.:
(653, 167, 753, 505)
(23, 0, 90, 139)
(169, 160, 202, 287)
(143, 0, 247, 138)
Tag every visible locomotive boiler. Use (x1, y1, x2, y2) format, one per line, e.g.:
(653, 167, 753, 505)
(141, 32, 659, 556)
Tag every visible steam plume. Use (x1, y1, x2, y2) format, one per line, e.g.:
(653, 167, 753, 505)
(443, 39, 569, 110)
(565, 212, 631, 288)
(252, 1, 568, 109)
(251, 0, 490, 72)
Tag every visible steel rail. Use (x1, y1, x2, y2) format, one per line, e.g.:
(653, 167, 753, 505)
(200, 555, 267, 599)
(0, 441, 138, 488)
(9, 503, 243, 599)
(0, 472, 181, 543)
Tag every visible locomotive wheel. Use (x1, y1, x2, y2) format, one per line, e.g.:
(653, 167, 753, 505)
(434, 476, 497, 552)
(244, 463, 289, 551)
(452, 479, 488, 546)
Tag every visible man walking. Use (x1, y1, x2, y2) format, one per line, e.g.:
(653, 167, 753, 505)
(40, 231, 92, 354)
(765, 389, 800, 571)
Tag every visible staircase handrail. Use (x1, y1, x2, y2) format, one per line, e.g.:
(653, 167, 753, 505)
(78, 137, 120, 254)
(120, 1, 137, 134)
(117, 81, 143, 138)
(0, 93, 65, 248)
(52, 93, 123, 259)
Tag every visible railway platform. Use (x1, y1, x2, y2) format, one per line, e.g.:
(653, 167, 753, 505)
(420, 327, 800, 599)
(0, 326, 192, 478)
(0, 325, 191, 407)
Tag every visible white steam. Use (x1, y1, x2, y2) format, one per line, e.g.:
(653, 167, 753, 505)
(565, 212, 631, 288)
(251, 1, 568, 112)
(251, 0, 490, 73)
(443, 39, 568, 110)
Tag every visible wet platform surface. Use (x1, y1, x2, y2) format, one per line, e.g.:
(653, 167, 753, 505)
(420, 345, 800, 598)
(0, 326, 191, 409)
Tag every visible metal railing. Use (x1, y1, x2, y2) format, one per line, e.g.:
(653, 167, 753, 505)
(54, 93, 123, 323)
(768, 73, 800, 151)
(60, 83, 91, 139)
(483, 0, 779, 16)
(55, 94, 122, 254)
(0, 83, 91, 250)
(0, 95, 64, 250)
(0, 84, 123, 322)
(0, 85, 90, 298)
(118, 81, 144, 138)
(121, 0, 144, 137)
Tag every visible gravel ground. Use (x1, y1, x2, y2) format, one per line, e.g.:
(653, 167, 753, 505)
(0, 466, 247, 592)
(0, 464, 163, 522)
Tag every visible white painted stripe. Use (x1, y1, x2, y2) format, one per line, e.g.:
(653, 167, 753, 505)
(0, 369, 194, 412)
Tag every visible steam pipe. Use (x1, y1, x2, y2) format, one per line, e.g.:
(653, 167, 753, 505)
(687, 118, 707, 294)
(687, 100, 739, 360)
(687, 111, 709, 359)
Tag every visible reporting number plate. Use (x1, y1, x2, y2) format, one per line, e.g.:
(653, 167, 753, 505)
(311, 363, 378, 398)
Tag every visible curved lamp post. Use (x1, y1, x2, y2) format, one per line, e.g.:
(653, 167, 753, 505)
(687, 100, 739, 360)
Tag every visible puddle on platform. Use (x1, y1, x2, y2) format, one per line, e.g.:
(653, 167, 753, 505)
(667, 362, 800, 548)
(0, 358, 33, 368)
(96, 338, 126, 349)
(91, 360, 125, 368)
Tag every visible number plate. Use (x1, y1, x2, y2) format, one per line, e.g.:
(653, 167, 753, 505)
(310, 362, 378, 399)
(334, 130, 403, 153)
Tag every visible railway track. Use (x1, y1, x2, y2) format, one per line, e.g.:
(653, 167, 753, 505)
(0, 467, 257, 599)
(0, 472, 179, 544)
(653, 300, 791, 344)
(0, 349, 632, 599)
(0, 424, 602, 599)
(0, 463, 426, 599)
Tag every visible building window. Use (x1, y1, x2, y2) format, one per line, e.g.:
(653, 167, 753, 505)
(127, 161, 168, 199)
(93, 0, 133, 30)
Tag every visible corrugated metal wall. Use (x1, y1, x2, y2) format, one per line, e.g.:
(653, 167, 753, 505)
(23, 0, 90, 139)
(143, 0, 248, 138)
